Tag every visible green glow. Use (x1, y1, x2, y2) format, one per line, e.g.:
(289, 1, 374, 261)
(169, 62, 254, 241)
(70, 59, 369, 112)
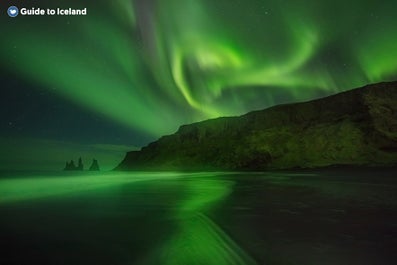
(158, 214, 256, 265)
(157, 178, 256, 265)
(0, 172, 179, 203)
(179, 179, 232, 213)
(0, 172, 257, 264)
(0, 137, 134, 171)
(1, 0, 396, 137)
(360, 34, 397, 81)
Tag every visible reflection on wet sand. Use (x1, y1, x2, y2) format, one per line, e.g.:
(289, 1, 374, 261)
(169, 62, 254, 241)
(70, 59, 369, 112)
(0, 170, 396, 265)
(143, 179, 257, 265)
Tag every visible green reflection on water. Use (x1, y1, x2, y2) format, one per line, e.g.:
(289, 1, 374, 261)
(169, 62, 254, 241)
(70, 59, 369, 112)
(154, 178, 257, 265)
(0, 172, 182, 203)
(0, 172, 257, 265)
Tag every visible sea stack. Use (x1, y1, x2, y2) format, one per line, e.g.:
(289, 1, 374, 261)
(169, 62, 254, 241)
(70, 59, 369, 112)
(63, 157, 85, 171)
(77, 157, 84, 171)
(89, 159, 100, 171)
(64, 160, 77, 171)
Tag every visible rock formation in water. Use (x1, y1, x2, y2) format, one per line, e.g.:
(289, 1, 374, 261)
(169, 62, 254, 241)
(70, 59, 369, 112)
(64, 158, 84, 171)
(64, 160, 76, 171)
(77, 157, 84, 171)
(116, 81, 397, 171)
(89, 159, 100, 171)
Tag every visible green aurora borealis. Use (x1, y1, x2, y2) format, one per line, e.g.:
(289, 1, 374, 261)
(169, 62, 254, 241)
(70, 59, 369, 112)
(1, 0, 397, 139)
(1, 1, 397, 261)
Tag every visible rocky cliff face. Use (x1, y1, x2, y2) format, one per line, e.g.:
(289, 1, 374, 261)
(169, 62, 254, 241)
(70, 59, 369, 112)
(116, 81, 397, 170)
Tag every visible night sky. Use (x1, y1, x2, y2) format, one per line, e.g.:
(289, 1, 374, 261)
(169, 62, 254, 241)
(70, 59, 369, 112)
(1, 0, 397, 170)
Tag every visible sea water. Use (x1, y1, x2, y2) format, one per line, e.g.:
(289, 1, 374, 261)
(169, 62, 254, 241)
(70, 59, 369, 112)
(0, 170, 396, 265)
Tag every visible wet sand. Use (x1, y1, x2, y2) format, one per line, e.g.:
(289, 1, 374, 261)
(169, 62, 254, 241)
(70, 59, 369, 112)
(0, 170, 396, 264)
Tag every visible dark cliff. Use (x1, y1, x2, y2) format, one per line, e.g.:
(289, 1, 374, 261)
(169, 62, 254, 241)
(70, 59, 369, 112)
(116, 81, 397, 171)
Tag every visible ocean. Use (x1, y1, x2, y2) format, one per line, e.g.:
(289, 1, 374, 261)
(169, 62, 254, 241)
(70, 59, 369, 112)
(0, 170, 396, 265)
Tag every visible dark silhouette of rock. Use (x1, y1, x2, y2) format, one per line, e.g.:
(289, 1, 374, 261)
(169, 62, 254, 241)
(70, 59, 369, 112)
(64, 161, 69, 170)
(115, 81, 397, 171)
(63, 158, 85, 171)
(64, 160, 77, 171)
(89, 159, 100, 171)
(77, 157, 84, 171)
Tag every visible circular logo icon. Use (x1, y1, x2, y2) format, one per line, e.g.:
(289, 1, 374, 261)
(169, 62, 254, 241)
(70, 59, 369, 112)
(7, 6, 19, 17)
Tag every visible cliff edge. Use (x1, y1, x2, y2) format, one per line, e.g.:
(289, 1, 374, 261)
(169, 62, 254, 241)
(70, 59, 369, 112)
(116, 81, 397, 171)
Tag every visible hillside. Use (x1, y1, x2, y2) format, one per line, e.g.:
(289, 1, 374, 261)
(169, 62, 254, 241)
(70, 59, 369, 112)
(116, 81, 397, 170)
